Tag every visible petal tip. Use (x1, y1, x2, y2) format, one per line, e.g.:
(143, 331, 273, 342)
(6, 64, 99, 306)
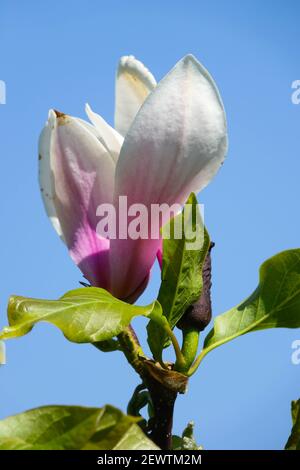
(53, 109, 66, 118)
(85, 102, 103, 126)
(183, 53, 197, 62)
(180, 53, 202, 70)
(51, 109, 70, 127)
(48, 109, 57, 129)
(117, 55, 156, 87)
(85, 102, 93, 119)
(118, 55, 136, 71)
(48, 108, 69, 126)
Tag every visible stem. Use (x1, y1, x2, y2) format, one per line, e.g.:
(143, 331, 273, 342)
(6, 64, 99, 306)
(117, 324, 178, 449)
(117, 325, 145, 376)
(145, 375, 177, 450)
(177, 327, 200, 373)
(164, 324, 186, 370)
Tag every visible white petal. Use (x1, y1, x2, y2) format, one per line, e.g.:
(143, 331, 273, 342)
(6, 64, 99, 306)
(39, 110, 65, 241)
(115, 54, 227, 207)
(85, 103, 123, 163)
(115, 55, 156, 137)
(110, 54, 228, 299)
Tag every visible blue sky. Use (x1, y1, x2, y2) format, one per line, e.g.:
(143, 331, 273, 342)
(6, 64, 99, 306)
(0, 0, 300, 450)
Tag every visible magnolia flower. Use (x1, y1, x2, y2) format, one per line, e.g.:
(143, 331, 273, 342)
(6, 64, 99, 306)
(39, 54, 227, 302)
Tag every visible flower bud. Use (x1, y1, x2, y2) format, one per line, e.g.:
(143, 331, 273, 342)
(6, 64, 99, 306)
(177, 242, 214, 331)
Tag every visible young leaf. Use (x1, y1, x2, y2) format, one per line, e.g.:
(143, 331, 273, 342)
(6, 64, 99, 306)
(199, 249, 300, 364)
(0, 287, 161, 344)
(285, 399, 300, 450)
(172, 421, 202, 450)
(147, 193, 210, 360)
(0, 405, 159, 450)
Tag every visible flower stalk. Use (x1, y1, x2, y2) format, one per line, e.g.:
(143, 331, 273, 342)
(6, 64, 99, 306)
(177, 327, 200, 374)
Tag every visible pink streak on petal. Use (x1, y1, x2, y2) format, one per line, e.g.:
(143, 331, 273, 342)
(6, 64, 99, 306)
(52, 115, 115, 290)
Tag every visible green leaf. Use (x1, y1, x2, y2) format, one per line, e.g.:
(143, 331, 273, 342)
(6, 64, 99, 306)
(201, 249, 300, 362)
(172, 421, 202, 450)
(0, 287, 161, 344)
(0, 405, 159, 450)
(147, 193, 210, 360)
(285, 399, 300, 450)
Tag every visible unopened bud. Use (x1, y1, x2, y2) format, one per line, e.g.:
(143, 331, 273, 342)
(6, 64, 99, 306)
(177, 242, 214, 332)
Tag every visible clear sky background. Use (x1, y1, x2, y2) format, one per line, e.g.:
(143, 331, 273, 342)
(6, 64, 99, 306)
(0, 0, 300, 450)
